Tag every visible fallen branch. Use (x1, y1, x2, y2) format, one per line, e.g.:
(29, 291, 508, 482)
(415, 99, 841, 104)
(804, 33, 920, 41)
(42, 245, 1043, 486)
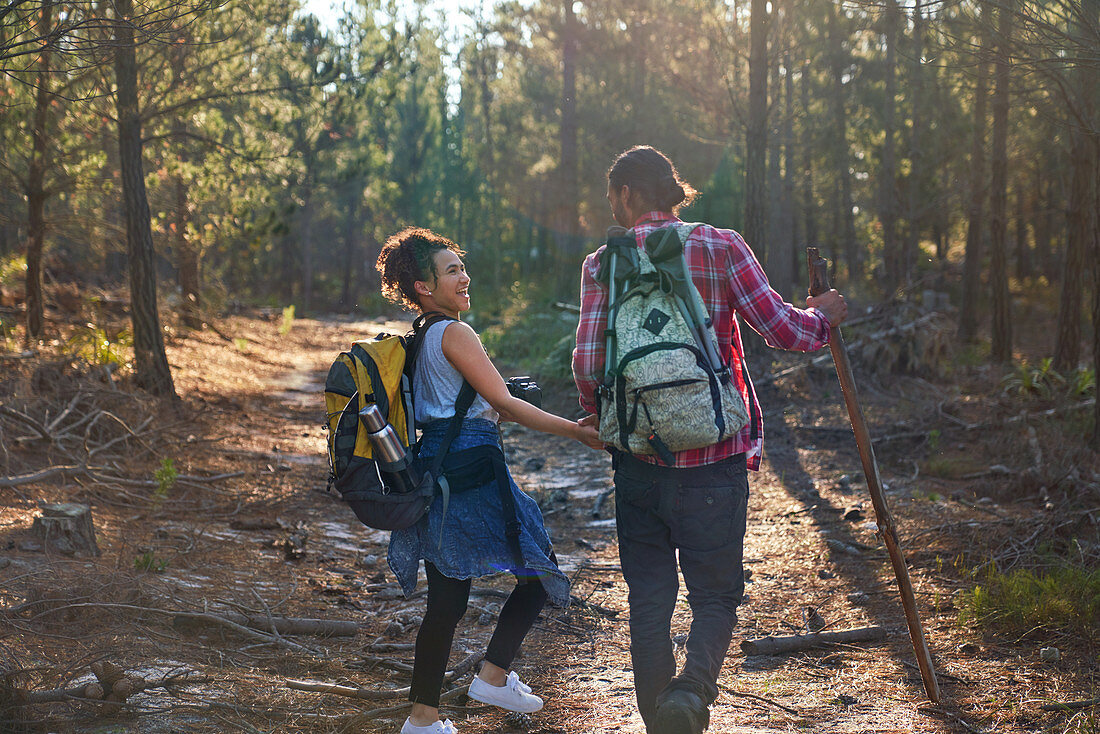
(173, 611, 358, 638)
(756, 351, 835, 387)
(288, 653, 482, 703)
(591, 487, 614, 518)
(356, 655, 414, 673)
(20, 671, 207, 705)
(0, 465, 85, 488)
(46, 392, 84, 433)
(285, 679, 411, 701)
(741, 626, 888, 656)
(8, 660, 205, 718)
(718, 684, 800, 715)
(1, 464, 243, 490)
(26, 602, 320, 654)
(344, 683, 471, 722)
(85, 413, 155, 461)
(369, 642, 415, 652)
(1040, 698, 1100, 712)
(90, 470, 246, 487)
(794, 398, 1100, 448)
(756, 313, 941, 388)
(205, 320, 238, 343)
(876, 399, 1097, 445)
(445, 651, 483, 682)
(440, 683, 470, 703)
(0, 404, 52, 440)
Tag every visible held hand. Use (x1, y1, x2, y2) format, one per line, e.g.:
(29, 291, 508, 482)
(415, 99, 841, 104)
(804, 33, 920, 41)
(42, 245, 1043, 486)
(578, 413, 598, 428)
(806, 289, 848, 326)
(574, 418, 604, 450)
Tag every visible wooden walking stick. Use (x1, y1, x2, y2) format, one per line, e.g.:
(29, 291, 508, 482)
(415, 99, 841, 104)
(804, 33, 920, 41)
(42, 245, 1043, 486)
(806, 247, 941, 704)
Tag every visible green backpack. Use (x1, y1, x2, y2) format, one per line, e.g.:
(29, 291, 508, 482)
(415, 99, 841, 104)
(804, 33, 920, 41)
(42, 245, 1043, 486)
(595, 223, 749, 464)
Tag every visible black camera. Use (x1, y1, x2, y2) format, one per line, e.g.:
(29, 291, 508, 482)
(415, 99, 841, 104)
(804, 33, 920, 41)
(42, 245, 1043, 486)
(505, 375, 542, 409)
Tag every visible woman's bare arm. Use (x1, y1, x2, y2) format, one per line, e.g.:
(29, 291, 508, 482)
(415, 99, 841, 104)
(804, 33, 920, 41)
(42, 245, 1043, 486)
(440, 322, 602, 449)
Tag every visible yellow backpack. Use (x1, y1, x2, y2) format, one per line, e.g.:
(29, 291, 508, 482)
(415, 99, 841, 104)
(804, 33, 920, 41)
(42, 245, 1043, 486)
(325, 335, 414, 478)
(324, 313, 524, 571)
(324, 313, 458, 530)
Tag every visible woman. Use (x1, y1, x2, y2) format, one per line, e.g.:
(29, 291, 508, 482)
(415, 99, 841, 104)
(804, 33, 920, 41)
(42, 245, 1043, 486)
(377, 227, 602, 734)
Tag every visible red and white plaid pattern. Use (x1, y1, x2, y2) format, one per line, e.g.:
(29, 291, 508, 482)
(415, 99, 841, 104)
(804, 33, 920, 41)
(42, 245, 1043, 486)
(572, 211, 832, 470)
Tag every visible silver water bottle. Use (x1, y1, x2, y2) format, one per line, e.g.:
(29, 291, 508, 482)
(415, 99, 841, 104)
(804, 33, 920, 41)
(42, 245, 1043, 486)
(359, 403, 415, 493)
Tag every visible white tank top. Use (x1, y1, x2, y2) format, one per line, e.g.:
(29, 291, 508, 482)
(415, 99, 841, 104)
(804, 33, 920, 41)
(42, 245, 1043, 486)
(412, 320, 498, 424)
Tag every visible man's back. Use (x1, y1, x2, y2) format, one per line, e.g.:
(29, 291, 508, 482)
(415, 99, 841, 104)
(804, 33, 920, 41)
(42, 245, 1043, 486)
(573, 210, 832, 469)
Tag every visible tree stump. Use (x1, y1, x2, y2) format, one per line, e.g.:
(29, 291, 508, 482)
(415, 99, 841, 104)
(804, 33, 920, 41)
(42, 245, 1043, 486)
(30, 503, 101, 557)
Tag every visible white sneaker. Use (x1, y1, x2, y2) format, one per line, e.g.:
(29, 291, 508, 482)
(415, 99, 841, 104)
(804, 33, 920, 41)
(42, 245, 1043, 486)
(467, 671, 544, 713)
(400, 717, 457, 734)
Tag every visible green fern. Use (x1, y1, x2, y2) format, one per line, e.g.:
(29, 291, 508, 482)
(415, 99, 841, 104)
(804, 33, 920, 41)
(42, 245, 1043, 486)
(69, 324, 132, 366)
(959, 564, 1100, 640)
(153, 458, 177, 506)
(279, 305, 296, 335)
(134, 551, 169, 573)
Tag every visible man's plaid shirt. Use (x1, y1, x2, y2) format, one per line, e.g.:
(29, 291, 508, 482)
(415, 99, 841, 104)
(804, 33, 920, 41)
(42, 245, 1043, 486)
(572, 211, 833, 470)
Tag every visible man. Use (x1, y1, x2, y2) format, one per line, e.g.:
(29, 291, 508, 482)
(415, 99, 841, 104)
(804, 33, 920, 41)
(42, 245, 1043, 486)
(572, 145, 848, 734)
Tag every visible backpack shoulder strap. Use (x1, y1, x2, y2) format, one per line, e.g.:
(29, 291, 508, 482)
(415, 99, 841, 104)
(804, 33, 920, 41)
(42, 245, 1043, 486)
(404, 311, 480, 542)
(428, 379, 475, 479)
(428, 379, 476, 549)
(405, 311, 453, 377)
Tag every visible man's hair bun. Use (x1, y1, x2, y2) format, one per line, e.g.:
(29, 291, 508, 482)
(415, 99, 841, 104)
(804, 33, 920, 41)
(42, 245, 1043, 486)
(608, 146, 698, 215)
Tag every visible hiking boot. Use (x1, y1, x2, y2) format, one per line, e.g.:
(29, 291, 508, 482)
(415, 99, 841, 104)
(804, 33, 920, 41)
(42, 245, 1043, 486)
(653, 687, 709, 734)
(400, 717, 457, 734)
(467, 671, 544, 713)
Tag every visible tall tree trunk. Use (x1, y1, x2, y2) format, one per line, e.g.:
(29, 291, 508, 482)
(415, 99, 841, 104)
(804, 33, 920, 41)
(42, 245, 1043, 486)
(904, 0, 924, 286)
(174, 175, 201, 328)
(339, 187, 360, 310)
(114, 0, 176, 398)
(629, 0, 648, 140)
(299, 155, 315, 313)
(1014, 177, 1031, 280)
(1064, 27, 1097, 373)
(169, 37, 201, 330)
(880, 0, 900, 291)
(476, 33, 500, 291)
(1079, 3, 1100, 446)
(800, 60, 818, 255)
(989, 0, 1013, 364)
(744, 0, 769, 252)
(768, 80, 782, 256)
(958, 2, 988, 343)
(767, 48, 794, 299)
(1091, 153, 1100, 445)
(557, 0, 579, 287)
(24, 0, 54, 340)
(782, 46, 798, 290)
(1032, 167, 1054, 282)
(826, 3, 857, 279)
(279, 232, 295, 303)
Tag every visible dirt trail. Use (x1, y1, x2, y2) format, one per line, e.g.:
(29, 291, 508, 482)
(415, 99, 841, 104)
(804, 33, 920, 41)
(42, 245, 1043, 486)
(1, 314, 1089, 733)
(249, 316, 1016, 734)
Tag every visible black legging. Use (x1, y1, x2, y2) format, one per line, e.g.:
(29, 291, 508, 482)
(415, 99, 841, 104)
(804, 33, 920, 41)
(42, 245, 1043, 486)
(408, 562, 548, 707)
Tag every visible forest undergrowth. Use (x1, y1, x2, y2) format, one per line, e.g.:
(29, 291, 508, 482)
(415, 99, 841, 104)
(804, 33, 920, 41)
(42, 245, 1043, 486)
(0, 286, 1098, 733)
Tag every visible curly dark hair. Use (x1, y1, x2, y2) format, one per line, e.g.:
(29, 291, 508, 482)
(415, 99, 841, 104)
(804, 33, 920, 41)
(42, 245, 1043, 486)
(608, 145, 699, 214)
(376, 227, 466, 312)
